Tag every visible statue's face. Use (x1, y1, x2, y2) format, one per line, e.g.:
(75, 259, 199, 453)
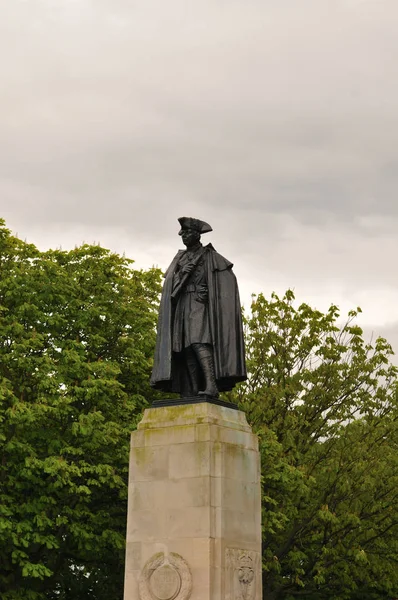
(179, 228, 200, 248)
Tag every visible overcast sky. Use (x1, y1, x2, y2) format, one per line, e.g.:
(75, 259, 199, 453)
(1, 0, 398, 358)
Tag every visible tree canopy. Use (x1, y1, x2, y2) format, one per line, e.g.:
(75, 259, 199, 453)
(0, 219, 161, 599)
(1, 220, 397, 599)
(230, 291, 398, 600)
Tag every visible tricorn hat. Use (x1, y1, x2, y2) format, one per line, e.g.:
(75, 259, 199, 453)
(178, 216, 212, 234)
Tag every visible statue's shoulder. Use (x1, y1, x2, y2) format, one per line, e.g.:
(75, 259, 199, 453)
(204, 244, 233, 271)
(164, 251, 184, 278)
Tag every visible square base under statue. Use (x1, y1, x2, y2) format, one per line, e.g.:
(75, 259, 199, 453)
(151, 395, 238, 410)
(123, 402, 262, 600)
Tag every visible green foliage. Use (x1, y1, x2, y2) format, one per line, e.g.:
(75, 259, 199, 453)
(2, 218, 397, 600)
(0, 219, 162, 599)
(230, 291, 398, 600)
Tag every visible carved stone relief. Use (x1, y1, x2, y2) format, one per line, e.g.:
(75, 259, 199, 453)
(225, 549, 260, 600)
(139, 552, 192, 600)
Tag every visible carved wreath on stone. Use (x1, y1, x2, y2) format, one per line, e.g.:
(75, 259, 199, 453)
(138, 552, 192, 600)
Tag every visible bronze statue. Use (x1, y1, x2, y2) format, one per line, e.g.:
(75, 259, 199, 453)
(150, 217, 246, 399)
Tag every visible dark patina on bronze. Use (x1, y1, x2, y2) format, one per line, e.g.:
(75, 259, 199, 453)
(150, 217, 246, 407)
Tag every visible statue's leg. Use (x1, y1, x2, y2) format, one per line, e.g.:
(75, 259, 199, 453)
(185, 346, 200, 396)
(191, 343, 219, 398)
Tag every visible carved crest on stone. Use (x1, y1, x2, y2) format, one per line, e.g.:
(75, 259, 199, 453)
(225, 549, 260, 600)
(138, 552, 192, 600)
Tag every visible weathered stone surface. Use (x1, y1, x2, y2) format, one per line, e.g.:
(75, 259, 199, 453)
(150, 564, 181, 599)
(124, 403, 262, 600)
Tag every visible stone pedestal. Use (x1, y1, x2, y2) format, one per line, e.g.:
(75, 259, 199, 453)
(124, 402, 262, 600)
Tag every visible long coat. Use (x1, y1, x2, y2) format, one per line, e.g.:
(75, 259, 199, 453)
(150, 243, 247, 394)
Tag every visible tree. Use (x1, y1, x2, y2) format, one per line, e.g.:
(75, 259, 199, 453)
(2, 218, 397, 600)
(0, 219, 162, 599)
(229, 291, 398, 600)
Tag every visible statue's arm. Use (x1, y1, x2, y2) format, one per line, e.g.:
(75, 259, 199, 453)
(172, 266, 182, 292)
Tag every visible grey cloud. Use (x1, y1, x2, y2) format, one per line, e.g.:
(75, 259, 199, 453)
(362, 323, 398, 366)
(1, 0, 398, 354)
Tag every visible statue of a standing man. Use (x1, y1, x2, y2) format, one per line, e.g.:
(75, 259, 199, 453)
(151, 217, 247, 399)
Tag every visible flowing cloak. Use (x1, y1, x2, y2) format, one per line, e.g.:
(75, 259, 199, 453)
(150, 243, 247, 393)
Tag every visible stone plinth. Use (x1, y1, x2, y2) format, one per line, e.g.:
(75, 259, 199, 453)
(124, 402, 262, 600)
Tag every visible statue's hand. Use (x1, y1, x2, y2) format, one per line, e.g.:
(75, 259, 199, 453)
(181, 263, 195, 275)
(196, 285, 208, 304)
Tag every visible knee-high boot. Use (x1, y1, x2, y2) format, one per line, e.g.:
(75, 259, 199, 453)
(185, 347, 200, 396)
(192, 344, 219, 398)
